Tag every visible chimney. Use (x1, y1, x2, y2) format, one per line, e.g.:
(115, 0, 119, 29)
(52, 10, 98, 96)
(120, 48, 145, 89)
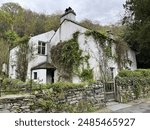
(60, 7, 76, 23)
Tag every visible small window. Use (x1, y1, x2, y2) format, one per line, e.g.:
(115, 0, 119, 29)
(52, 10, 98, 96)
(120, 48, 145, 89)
(110, 67, 114, 79)
(33, 72, 37, 79)
(38, 41, 46, 55)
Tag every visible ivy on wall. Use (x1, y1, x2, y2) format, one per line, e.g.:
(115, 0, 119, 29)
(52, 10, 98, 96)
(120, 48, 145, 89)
(85, 30, 132, 71)
(51, 32, 93, 82)
(16, 36, 29, 81)
(85, 30, 113, 58)
(84, 30, 114, 82)
(114, 38, 130, 70)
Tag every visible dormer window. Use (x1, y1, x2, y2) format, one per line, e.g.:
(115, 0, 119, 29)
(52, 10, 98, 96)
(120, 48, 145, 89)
(38, 41, 46, 55)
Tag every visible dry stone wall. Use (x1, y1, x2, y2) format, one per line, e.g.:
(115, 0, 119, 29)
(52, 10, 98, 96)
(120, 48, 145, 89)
(0, 83, 105, 113)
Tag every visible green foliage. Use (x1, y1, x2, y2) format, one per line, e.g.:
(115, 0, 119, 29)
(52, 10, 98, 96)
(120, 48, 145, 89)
(0, 10, 12, 34)
(114, 38, 128, 70)
(116, 69, 150, 101)
(33, 92, 96, 113)
(118, 69, 150, 77)
(0, 2, 61, 37)
(80, 68, 93, 82)
(85, 30, 108, 44)
(80, 19, 122, 36)
(51, 31, 92, 81)
(123, 0, 150, 68)
(85, 30, 113, 57)
(0, 39, 9, 75)
(0, 78, 28, 95)
(47, 82, 86, 89)
(15, 36, 29, 81)
(4, 30, 19, 46)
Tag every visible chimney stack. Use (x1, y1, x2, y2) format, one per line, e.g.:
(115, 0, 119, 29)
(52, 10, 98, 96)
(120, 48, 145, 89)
(60, 7, 76, 23)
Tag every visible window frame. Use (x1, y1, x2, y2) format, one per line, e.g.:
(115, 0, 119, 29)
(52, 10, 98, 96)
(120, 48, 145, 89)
(38, 41, 46, 55)
(110, 67, 114, 79)
(33, 72, 37, 80)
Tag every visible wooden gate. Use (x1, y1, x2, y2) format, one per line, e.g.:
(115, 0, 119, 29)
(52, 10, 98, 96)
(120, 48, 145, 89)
(104, 81, 115, 102)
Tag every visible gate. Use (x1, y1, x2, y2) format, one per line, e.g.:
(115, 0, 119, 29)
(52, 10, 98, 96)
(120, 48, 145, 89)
(104, 81, 115, 102)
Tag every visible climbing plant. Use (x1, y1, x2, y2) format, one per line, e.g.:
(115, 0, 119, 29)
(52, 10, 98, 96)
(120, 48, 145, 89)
(114, 38, 129, 70)
(16, 35, 29, 81)
(51, 32, 92, 81)
(85, 30, 133, 80)
(79, 68, 93, 82)
(85, 30, 113, 58)
(84, 30, 113, 82)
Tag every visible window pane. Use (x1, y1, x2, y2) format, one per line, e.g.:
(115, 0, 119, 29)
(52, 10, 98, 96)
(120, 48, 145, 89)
(38, 42, 41, 46)
(38, 45, 41, 54)
(38, 41, 46, 55)
(42, 42, 46, 47)
(33, 72, 37, 79)
(42, 46, 45, 54)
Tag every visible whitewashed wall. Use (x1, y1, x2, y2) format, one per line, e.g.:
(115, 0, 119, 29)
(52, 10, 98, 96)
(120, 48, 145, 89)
(27, 30, 55, 81)
(32, 69, 47, 83)
(9, 46, 19, 79)
(127, 48, 137, 70)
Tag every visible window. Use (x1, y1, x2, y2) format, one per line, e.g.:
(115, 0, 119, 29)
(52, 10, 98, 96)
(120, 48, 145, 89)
(33, 72, 37, 79)
(38, 41, 46, 55)
(110, 67, 114, 79)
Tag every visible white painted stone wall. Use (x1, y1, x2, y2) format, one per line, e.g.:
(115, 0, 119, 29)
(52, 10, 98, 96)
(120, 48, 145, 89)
(32, 69, 47, 83)
(26, 30, 55, 81)
(48, 20, 88, 82)
(127, 48, 137, 70)
(9, 46, 19, 79)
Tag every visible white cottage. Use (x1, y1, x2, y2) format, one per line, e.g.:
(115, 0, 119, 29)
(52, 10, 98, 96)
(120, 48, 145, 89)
(9, 7, 137, 83)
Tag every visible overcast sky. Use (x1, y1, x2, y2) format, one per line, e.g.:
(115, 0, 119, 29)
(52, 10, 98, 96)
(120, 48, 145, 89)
(0, 0, 126, 25)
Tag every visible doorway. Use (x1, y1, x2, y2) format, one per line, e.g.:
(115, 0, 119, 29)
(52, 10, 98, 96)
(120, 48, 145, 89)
(47, 69, 55, 83)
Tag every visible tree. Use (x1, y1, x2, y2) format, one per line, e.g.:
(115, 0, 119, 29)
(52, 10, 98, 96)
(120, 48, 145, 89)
(123, 0, 150, 68)
(0, 10, 12, 37)
(1, 2, 23, 31)
(0, 39, 9, 75)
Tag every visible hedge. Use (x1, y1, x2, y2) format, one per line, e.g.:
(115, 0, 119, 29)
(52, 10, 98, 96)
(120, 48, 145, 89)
(116, 69, 150, 102)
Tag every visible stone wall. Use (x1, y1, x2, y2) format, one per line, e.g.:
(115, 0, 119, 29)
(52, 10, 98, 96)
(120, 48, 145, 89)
(0, 94, 35, 113)
(0, 83, 105, 113)
(115, 77, 150, 103)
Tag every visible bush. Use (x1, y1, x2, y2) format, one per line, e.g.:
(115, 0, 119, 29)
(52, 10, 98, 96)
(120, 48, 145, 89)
(118, 69, 150, 77)
(116, 69, 150, 101)
(0, 77, 87, 95)
(0, 78, 31, 94)
(80, 68, 93, 82)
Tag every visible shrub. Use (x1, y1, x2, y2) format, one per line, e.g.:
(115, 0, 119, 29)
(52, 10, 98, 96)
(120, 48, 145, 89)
(118, 69, 150, 77)
(80, 68, 93, 82)
(116, 69, 150, 101)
